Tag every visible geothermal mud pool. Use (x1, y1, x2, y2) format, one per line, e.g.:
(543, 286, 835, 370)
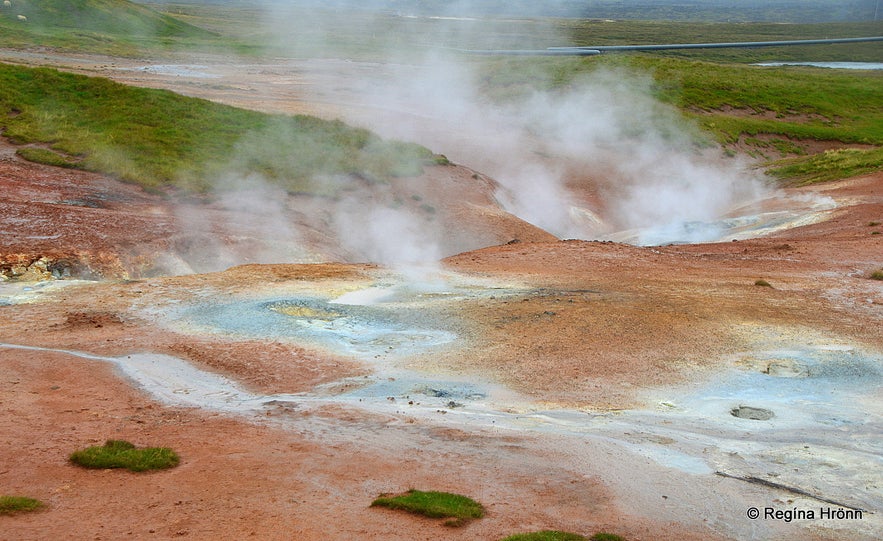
(2, 269, 880, 540)
(142, 272, 521, 411)
(1, 48, 881, 541)
(128, 275, 883, 536)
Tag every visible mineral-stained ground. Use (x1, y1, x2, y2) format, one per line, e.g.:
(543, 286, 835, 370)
(1, 51, 881, 541)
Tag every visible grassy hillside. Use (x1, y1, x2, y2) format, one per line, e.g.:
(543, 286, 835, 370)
(0, 63, 440, 194)
(561, 20, 883, 63)
(143, 0, 882, 24)
(475, 53, 883, 184)
(1, 2, 880, 185)
(667, 58, 883, 183)
(0, 0, 221, 54)
(143, 3, 883, 60)
(2, 0, 210, 35)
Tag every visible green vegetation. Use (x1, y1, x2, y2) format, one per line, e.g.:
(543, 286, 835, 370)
(500, 532, 624, 541)
(0, 63, 437, 194)
(482, 54, 883, 144)
(370, 489, 485, 527)
(870, 270, 883, 281)
(769, 148, 883, 185)
(23, 1, 877, 62)
(500, 531, 588, 541)
(148, 3, 883, 59)
(641, 56, 883, 181)
(754, 279, 773, 287)
(15, 146, 81, 168)
(475, 53, 883, 184)
(7, 0, 208, 35)
(0, 495, 44, 515)
(562, 20, 883, 63)
(0, 0, 221, 55)
(0, 1, 880, 186)
(69, 439, 180, 472)
(589, 534, 625, 541)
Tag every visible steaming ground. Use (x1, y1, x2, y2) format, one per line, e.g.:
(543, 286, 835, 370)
(2, 192, 882, 539)
(0, 154, 880, 540)
(332, 57, 774, 243)
(0, 49, 841, 271)
(2, 49, 882, 540)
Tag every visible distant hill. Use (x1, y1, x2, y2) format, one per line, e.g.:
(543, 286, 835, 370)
(142, 0, 882, 23)
(1, 0, 215, 38)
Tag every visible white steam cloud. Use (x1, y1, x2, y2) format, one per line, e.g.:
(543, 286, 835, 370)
(332, 194, 443, 265)
(167, 2, 808, 275)
(166, 173, 322, 274)
(327, 55, 771, 245)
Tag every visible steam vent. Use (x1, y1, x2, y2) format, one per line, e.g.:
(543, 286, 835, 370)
(1, 2, 882, 540)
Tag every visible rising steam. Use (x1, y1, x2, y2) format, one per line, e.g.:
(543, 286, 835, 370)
(327, 52, 771, 245)
(171, 1, 792, 274)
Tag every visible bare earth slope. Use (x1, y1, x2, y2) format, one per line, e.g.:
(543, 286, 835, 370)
(0, 136, 553, 278)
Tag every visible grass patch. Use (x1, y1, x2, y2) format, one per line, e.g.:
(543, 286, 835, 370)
(769, 147, 883, 186)
(475, 53, 883, 183)
(16, 147, 83, 169)
(870, 270, 883, 281)
(0, 496, 44, 515)
(500, 531, 587, 541)
(623, 57, 883, 146)
(500, 532, 624, 541)
(589, 535, 625, 541)
(69, 439, 180, 472)
(1, 0, 213, 38)
(0, 63, 439, 195)
(769, 138, 806, 157)
(0, 0, 223, 56)
(754, 279, 773, 288)
(370, 489, 484, 527)
(563, 20, 883, 63)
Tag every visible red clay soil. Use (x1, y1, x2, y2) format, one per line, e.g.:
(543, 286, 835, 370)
(441, 176, 883, 407)
(1, 172, 880, 540)
(0, 135, 553, 279)
(0, 267, 733, 541)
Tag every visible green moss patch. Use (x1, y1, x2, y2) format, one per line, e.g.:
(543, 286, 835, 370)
(0, 496, 44, 515)
(501, 531, 588, 541)
(589, 534, 625, 541)
(69, 439, 180, 472)
(500, 531, 625, 541)
(16, 147, 83, 169)
(371, 489, 485, 527)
